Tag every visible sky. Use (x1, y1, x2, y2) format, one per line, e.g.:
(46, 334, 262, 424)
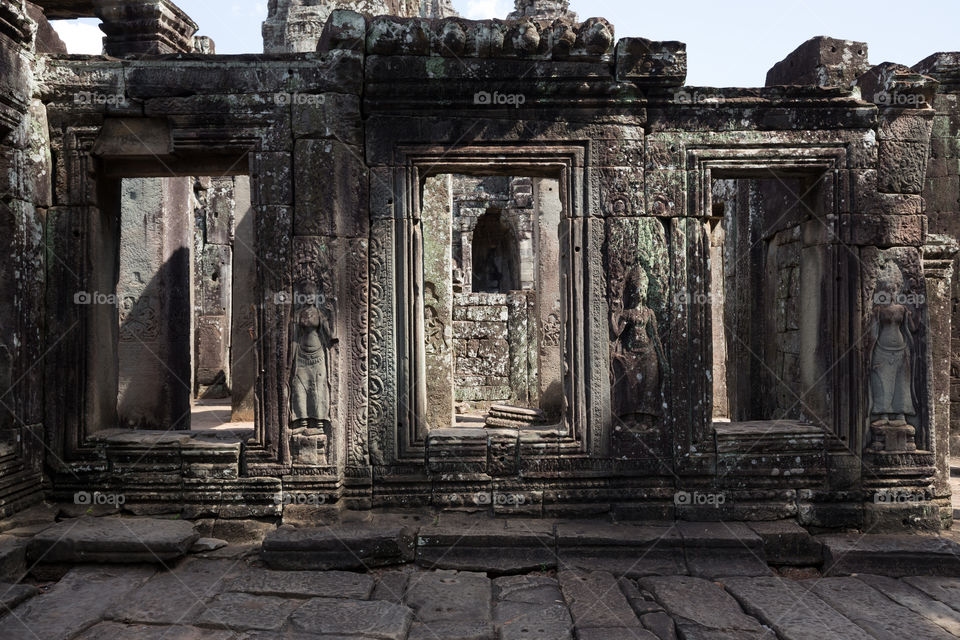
(51, 0, 959, 87)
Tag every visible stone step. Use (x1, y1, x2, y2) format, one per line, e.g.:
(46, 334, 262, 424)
(27, 516, 199, 564)
(262, 517, 809, 576)
(820, 533, 960, 577)
(261, 523, 415, 570)
(0, 534, 27, 582)
(416, 519, 556, 573)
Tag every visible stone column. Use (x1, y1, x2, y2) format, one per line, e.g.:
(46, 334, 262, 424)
(533, 178, 563, 419)
(421, 175, 454, 430)
(923, 235, 958, 527)
(231, 176, 257, 422)
(195, 177, 235, 399)
(858, 65, 941, 531)
(117, 177, 194, 429)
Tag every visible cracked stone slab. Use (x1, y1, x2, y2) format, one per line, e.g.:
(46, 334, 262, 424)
(641, 611, 678, 640)
(227, 568, 375, 599)
(27, 516, 199, 564)
(617, 577, 664, 616)
(404, 570, 492, 622)
(407, 621, 495, 640)
(288, 597, 414, 639)
(495, 575, 564, 604)
(575, 628, 659, 640)
(558, 570, 643, 629)
(806, 577, 954, 640)
(856, 574, 960, 636)
(494, 601, 573, 640)
(0, 582, 37, 613)
(241, 633, 381, 640)
(195, 592, 303, 631)
(820, 534, 960, 577)
(723, 576, 873, 640)
(371, 568, 412, 603)
(5, 565, 155, 640)
(903, 576, 960, 613)
(109, 558, 242, 625)
(261, 524, 415, 570)
(640, 576, 773, 639)
(75, 622, 240, 639)
(0, 535, 27, 582)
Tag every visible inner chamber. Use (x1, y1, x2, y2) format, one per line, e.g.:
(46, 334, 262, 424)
(421, 174, 563, 429)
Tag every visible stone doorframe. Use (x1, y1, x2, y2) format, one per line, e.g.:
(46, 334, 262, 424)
(662, 133, 868, 461)
(367, 144, 612, 465)
(46, 118, 288, 467)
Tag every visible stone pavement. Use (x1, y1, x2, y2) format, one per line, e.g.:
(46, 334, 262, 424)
(5, 508, 960, 639)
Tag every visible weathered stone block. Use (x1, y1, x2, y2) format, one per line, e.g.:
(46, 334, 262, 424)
(879, 111, 935, 142)
(766, 36, 869, 87)
(292, 93, 362, 144)
(615, 38, 687, 86)
(840, 214, 925, 247)
(289, 598, 414, 639)
(317, 9, 366, 52)
(645, 169, 686, 216)
(878, 140, 929, 194)
(94, 0, 198, 56)
(821, 533, 960, 576)
(293, 139, 368, 237)
(28, 516, 199, 564)
(251, 152, 293, 206)
(261, 524, 415, 570)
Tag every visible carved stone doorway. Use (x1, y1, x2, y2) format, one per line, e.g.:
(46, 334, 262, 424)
(420, 173, 564, 430)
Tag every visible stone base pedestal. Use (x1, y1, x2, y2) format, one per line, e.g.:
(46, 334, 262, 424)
(868, 422, 918, 453)
(290, 428, 327, 467)
(863, 450, 939, 532)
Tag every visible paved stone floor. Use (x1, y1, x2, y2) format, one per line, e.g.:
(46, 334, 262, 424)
(6, 550, 960, 639)
(5, 507, 960, 639)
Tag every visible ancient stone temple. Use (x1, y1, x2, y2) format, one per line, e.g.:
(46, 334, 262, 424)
(1, 0, 959, 536)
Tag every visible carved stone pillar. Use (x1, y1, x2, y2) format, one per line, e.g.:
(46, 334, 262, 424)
(93, 0, 198, 56)
(860, 66, 941, 531)
(923, 234, 958, 527)
(421, 175, 454, 430)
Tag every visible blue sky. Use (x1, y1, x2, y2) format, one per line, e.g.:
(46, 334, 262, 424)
(52, 0, 959, 87)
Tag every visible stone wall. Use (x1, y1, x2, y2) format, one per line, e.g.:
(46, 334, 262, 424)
(1, 3, 955, 527)
(454, 293, 511, 408)
(0, 0, 48, 517)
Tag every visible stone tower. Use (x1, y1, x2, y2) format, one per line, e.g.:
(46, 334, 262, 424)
(263, 0, 458, 53)
(507, 0, 578, 22)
